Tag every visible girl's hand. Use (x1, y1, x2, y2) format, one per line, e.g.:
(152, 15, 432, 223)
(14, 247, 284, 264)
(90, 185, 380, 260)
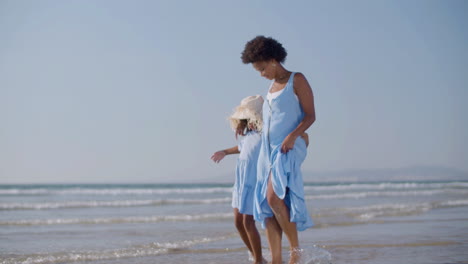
(281, 134, 297, 153)
(211, 151, 226, 163)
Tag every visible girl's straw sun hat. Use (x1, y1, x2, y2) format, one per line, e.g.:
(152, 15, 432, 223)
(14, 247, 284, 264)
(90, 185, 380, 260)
(229, 95, 264, 131)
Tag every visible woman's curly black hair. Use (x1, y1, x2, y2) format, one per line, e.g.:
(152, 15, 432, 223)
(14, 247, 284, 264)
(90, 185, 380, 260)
(241, 36, 287, 64)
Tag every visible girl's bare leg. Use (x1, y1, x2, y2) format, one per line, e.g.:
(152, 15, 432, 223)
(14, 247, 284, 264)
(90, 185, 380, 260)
(234, 208, 254, 253)
(265, 216, 283, 264)
(243, 214, 266, 264)
(267, 175, 301, 264)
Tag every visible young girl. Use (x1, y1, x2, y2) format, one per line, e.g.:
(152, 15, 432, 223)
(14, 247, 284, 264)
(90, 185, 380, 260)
(211, 95, 266, 264)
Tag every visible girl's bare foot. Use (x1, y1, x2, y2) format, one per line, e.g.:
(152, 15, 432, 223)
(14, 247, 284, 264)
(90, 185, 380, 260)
(248, 251, 266, 264)
(289, 247, 303, 264)
(252, 255, 267, 264)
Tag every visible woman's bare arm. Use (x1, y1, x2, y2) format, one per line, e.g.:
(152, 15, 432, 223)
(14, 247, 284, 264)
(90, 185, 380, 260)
(281, 73, 316, 153)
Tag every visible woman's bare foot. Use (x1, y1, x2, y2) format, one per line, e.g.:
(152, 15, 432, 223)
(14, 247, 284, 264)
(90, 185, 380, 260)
(289, 247, 303, 264)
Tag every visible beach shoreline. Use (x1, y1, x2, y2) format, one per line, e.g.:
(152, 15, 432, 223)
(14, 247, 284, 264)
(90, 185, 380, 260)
(1, 181, 467, 264)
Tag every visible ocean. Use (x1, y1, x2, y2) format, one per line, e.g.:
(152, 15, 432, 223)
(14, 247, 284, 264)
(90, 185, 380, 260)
(1, 181, 468, 264)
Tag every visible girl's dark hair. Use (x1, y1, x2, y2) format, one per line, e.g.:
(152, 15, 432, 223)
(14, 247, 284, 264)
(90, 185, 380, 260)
(241, 35, 287, 64)
(236, 119, 252, 137)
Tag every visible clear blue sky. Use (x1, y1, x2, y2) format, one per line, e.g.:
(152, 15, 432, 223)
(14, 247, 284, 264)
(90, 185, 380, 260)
(1, 0, 467, 183)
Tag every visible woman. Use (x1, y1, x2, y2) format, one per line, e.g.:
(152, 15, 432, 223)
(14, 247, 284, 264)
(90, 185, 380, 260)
(241, 36, 315, 264)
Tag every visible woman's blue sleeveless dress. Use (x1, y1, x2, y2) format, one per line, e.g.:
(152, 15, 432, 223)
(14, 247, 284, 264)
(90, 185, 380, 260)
(232, 130, 261, 215)
(253, 72, 314, 231)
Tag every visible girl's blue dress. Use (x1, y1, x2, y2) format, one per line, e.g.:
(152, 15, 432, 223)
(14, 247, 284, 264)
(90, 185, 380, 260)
(254, 72, 314, 231)
(232, 130, 261, 215)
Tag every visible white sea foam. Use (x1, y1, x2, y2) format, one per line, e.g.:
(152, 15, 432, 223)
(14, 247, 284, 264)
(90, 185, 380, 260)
(2, 182, 467, 196)
(0, 197, 231, 210)
(436, 199, 468, 207)
(150, 235, 230, 249)
(0, 248, 167, 264)
(339, 199, 468, 220)
(0, 235, 229, 264)
(3, 188, 467, 211)
(0, 212, 233, 226)
(304, 182, 468, 192)
(306, 188, 468, 200)
(351, 203, 432, 220)
(4, 199, 468, 226)
(0, 188, 50, 195)
(0, 187, 233, 196)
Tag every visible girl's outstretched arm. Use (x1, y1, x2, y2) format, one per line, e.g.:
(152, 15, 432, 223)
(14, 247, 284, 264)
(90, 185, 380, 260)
(211, 146, 240, 163)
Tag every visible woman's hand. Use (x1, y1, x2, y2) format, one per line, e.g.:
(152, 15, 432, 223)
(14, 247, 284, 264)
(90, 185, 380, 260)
(281, 134, 297, 153)
(211, 151, 226, 163)
(301, 132, 309, 147)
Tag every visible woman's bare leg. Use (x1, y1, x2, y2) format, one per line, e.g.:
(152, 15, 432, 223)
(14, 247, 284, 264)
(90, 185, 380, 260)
(265, 216, 283, 264)
(243, 214, 266, 264)
(267, 175, 301, 264)
(234, 208, 254, 253)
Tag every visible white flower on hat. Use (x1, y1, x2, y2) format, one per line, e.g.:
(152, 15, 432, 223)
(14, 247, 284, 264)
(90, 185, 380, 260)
(228, 95, 264, 132)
